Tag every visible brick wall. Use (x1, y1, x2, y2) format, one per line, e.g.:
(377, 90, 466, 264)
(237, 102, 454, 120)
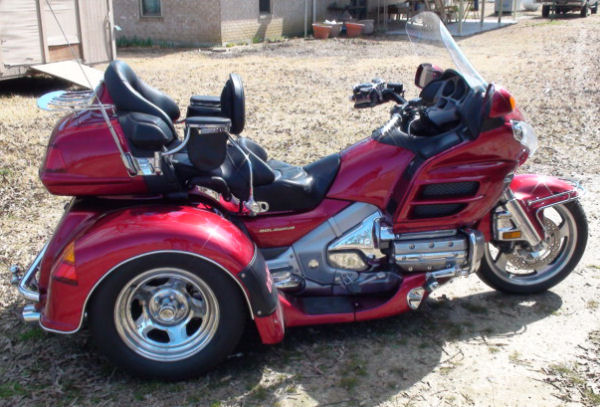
(220, 0, 329, 44)
(113, 0, 334, 46)
(113, 0, 222, 46)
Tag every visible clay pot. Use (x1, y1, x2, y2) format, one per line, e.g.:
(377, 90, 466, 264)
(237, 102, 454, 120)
(323, 22, 343, 37)
(345, 22, 364, 37)
(358, 19, 375, 35)
(312, 23, 331, 39)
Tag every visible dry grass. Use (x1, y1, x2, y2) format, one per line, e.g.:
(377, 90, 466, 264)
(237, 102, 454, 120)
(1, 12, 600, 407)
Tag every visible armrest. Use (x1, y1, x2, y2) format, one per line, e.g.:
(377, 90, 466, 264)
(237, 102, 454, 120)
(190, 95, 221, 107)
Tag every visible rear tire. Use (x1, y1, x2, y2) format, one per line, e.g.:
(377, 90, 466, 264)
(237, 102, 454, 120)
(89, 253, 247, 380)
(542, 4, 550, 17)
(477, 201, 587, 294)
(581, 4, 589, 16)
(591, 4, 598, 13)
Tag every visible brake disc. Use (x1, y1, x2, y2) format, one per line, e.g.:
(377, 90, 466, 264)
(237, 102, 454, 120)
(506, 218, 562, 270)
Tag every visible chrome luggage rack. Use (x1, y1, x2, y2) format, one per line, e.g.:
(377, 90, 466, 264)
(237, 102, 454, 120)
(37, 89, 115, 112)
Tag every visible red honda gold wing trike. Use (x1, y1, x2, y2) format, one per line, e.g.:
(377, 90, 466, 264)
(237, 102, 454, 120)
(11, 13, 587, 379)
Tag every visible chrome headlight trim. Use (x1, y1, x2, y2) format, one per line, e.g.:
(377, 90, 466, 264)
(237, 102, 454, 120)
(511, 120, 538, 157)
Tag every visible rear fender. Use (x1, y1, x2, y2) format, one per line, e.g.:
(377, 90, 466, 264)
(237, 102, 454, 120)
(40, 205, 284, 344)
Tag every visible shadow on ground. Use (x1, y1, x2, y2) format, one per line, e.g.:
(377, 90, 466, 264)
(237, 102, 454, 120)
(0, 289, 562, 406)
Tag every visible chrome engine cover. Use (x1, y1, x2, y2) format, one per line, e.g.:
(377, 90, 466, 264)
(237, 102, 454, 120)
(393, 234, 468, 272)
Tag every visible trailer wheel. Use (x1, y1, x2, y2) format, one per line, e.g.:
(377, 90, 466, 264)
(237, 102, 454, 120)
(542, 5, 550, 17)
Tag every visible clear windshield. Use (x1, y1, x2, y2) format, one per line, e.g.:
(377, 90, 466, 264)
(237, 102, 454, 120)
(406, 12, 486, 90)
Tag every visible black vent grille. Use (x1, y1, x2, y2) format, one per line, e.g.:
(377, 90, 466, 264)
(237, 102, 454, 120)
(411, 204, 466, 219)
(420, 182, 479, 199)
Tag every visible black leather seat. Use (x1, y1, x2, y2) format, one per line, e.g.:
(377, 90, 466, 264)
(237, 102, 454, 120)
(215, 137, 341, 212)
(105, 60, 180, 139)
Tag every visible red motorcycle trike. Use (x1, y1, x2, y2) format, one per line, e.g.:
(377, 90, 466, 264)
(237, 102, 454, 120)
(11, 13, 587, 379)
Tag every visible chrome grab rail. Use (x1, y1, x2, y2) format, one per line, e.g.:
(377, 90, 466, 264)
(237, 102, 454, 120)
(529, 178, 585, 224)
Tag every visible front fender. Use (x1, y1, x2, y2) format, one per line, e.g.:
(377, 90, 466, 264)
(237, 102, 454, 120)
(510, 174, 582, 209)
(478, 174, 582, 241)
(41, 204, 283, 344)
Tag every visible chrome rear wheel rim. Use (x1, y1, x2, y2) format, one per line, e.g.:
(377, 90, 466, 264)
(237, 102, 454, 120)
(114, 268, 219, 362)
(485, 204, 577, 286)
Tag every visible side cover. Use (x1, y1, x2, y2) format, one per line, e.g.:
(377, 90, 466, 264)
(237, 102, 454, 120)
(39, 203, 283, 343)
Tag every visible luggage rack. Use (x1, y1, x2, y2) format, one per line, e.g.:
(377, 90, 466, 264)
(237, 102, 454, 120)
(37, 89, 115, 112)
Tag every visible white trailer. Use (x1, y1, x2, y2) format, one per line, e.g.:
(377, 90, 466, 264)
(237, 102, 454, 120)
(0, 0, 116, 87)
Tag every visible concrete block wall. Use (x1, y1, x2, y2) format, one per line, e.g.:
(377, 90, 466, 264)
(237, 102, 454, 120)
(113, 0, 222, 46)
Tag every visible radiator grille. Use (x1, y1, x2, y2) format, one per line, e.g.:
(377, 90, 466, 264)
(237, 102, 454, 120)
(420, 182, 479, 199)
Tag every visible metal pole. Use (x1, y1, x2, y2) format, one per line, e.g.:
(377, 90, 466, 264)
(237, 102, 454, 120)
(313, 0, 317, 23)
(305, 0, 308, 37)
(512, 0, 517, 20)
(480, 0, 485, 26)
(498, 0, 503, 23)
(459, 0, 464, 34)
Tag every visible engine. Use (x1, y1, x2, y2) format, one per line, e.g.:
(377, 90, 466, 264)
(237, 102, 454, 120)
(266, 203, 483, 296)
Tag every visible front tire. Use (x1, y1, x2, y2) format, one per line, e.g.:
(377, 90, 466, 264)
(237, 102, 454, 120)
(89, 253, 247, 380)
(477, 201, 587, 294)
(542, 4, 550, 17)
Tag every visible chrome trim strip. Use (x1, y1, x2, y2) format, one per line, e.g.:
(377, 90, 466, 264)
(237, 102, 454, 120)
(39, 249, 255, 335)
(18, 243, 48, 303)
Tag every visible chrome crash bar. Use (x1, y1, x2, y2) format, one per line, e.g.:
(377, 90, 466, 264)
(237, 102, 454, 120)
(9, 243, 48, 324)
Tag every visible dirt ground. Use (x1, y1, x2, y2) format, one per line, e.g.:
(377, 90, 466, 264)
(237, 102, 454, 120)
(1, 11, 599, 407)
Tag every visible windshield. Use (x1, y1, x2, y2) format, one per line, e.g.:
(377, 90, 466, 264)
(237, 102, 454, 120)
(406, 12, 486, 90)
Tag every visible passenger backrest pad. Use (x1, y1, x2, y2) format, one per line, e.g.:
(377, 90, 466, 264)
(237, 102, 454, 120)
(118, 112, 175, 152)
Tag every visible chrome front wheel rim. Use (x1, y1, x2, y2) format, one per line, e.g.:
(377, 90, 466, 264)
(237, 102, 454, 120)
(114, 268, 220, 362)
(484, 204, 577, 286)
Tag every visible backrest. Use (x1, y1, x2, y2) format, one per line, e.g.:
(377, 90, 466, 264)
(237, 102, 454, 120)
(220, 74, 245, 135)
(104, 60, 180, 138)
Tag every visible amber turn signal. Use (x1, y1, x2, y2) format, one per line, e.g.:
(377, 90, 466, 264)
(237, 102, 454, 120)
(502, 231, 522, 240)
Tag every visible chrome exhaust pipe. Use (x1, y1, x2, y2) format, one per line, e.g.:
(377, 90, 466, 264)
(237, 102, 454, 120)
(22, 304, 40, 323)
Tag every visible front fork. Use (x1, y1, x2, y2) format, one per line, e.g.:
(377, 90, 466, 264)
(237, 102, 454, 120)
(494, 188, 544, 247)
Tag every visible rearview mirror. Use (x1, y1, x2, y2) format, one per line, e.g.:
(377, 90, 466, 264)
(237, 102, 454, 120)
(415, 63, 443, 88)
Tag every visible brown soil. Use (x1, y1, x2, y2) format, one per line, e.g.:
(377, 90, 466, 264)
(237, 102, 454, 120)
(0, 11, 599, 407)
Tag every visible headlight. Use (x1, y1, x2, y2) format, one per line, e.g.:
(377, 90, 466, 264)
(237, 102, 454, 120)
(511, 120, 538, 157)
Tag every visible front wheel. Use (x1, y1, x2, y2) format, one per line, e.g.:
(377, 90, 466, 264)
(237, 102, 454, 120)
(477, 201, 587, 294)
(89, 253, 247, 380)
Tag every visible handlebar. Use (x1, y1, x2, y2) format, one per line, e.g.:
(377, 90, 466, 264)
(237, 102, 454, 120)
(351, 79, 406, 109)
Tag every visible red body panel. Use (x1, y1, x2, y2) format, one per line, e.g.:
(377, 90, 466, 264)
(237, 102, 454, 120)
(242, 199, 350, 248)
(327, 138, 415, 209)
(40, 204, 256, 332)
(281, 274, 427, 327)
(391, 123, 527, 233)
(39, 86, 148, 196)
